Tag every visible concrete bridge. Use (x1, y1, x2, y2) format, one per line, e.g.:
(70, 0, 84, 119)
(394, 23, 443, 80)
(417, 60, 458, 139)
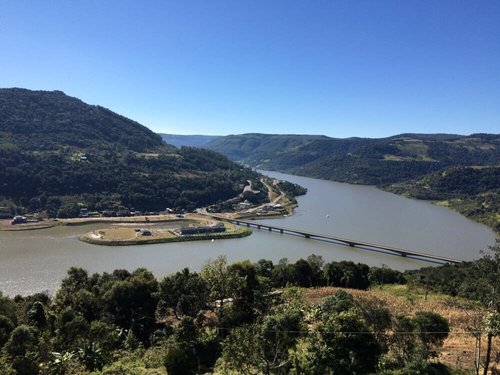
(213, 216, 464, 265)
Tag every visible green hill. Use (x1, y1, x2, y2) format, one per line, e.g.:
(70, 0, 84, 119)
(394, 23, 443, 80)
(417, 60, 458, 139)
(0, 89, 259, 217)
(206, 133, 500, 231)
(206, 133, 500, 183)
(0, 88, 166, 152)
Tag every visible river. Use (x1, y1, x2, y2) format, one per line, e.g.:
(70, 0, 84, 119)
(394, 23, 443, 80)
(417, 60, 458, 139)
(0, 171, 496, 296)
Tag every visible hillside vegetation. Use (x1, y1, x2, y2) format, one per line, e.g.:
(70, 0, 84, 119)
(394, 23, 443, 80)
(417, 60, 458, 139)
(0, 89, 259, 217)
(0, 243, 498, 374)
(389, 166, 500, 232)
(206, 133, 500, 231)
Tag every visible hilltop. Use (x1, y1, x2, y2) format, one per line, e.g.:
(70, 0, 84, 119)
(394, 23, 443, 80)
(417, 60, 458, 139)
(0, 89, 260, 217)
(0, 88, 166, 152)
(206, 133, 500, 231)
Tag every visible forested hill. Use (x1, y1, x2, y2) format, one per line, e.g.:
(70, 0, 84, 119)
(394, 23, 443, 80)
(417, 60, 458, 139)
(0, 88, 166, 152)
(205, 133, 500, 184)
(0, 89, 259, 217)
(206, 133, 500, 231)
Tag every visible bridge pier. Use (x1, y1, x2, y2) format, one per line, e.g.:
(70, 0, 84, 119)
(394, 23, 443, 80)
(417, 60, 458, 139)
(214, 216, 463, 265)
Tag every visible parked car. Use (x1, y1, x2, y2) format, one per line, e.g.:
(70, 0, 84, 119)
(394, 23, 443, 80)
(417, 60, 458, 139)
(11, 216, 27, 225)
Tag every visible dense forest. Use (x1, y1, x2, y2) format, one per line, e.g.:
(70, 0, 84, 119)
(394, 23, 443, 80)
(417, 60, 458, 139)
(0, 241, 498, 374)
(205, 133, 500, 231)
(0, 89, 261, 217)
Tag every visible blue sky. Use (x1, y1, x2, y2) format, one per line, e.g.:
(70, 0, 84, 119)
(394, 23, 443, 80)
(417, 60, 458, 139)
(1, 1, 499, 138)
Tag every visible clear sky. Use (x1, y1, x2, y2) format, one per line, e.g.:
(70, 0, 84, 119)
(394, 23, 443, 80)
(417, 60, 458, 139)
(1, 1, 499, 138)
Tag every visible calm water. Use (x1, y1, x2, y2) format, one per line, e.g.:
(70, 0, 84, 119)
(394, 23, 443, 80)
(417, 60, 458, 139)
(0, 171, 496, 296)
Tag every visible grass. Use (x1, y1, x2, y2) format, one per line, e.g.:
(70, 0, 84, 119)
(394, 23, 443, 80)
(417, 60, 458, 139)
(79, 221, 251, 246)
(302, 285, 497, 372)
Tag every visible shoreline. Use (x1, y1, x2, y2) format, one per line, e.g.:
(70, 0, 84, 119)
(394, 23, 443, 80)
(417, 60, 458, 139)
(0, 191, 299, 233)
(78, 220, 252, 246)
(0, 220, 58, 231)
(79, 228, 252, 246)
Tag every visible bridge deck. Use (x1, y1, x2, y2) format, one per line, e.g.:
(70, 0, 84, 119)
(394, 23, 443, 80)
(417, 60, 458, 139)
(213, 216, 464, 265)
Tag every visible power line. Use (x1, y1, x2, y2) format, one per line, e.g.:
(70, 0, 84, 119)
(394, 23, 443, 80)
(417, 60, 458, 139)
(133, 311, 484, 335)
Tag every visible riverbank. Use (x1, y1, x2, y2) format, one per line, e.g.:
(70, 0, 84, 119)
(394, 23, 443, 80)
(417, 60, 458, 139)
(0, 213, 220, 231)
(79, 220, 251, 246)
(383, 186, 500, 236)
(0, 219, 58, 231)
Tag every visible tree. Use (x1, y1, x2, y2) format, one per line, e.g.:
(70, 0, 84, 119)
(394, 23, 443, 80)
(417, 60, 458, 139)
(3, 325, 39, 375)
(324, 262, 342, 286)
(290, 259, 313, 287)
(390, 313, 418, 367)
(103, 268, 159, 344)
(261, 309, 304, 373)
(306, 254, 325, 286)
(0, 315, 15, 348)
(27, 301, 47, 329)
(158, 268, 207, 319)
(319, 290, 355, 318)
(412, 311, 449, 359)
(216, 326, 262, 375)
(354, 297, 392, 351)
(164, 340, 197, 375)
(201, 255, 243, 323)
(255, 259, 274, 279)
(55, 267, 90, 309)
(482, 310, 500, 375)
(475, 240, 500, 375)
(4, 325, 38, 357)
(317, 311, 382, 375)
(228, 260, 267, 323)
(218, 309, 304, 375)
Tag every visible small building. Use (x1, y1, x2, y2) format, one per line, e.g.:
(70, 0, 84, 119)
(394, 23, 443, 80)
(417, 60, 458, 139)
(180, 223, 226, 236)
(79, 208, 89, 218)
(234, 201, 253, 210)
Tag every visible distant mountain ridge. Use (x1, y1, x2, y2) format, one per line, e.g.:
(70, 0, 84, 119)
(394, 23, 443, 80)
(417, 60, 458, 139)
(204, 132, 500, 232)
(0, 89, 259, 216)
(205, 132, 500, 184)
(159, 133, 220, 148)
